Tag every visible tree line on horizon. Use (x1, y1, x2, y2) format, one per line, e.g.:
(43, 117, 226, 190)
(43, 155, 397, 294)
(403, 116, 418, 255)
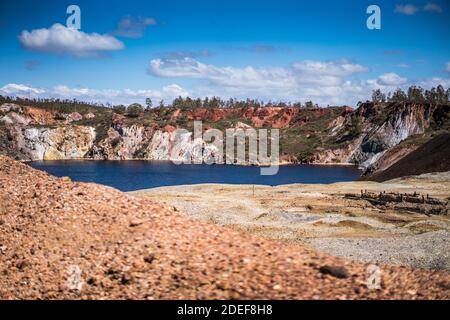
(1, 84, 448, 116)
(0, 96, 110, 114)
(119, 84, 450, 113)
(369, 84, 449, 105)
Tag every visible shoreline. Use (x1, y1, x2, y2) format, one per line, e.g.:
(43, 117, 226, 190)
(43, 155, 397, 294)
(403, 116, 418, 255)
(131, 180, 372, 193)
(22, 157, 360, 168)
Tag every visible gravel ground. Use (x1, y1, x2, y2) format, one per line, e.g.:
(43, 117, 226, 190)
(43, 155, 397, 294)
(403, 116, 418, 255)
(311, 230, 450, 270)
(0, 156, 449, 299)
(133, 175, 450, 271)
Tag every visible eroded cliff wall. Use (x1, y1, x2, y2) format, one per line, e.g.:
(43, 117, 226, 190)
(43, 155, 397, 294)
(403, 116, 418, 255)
(0, 102, 448, 174)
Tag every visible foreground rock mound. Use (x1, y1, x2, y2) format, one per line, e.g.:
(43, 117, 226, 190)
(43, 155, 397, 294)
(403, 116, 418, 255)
(0, 156, 448, 299)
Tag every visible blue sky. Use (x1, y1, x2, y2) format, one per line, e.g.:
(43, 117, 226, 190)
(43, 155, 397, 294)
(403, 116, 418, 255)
(0, 0, 449, 105)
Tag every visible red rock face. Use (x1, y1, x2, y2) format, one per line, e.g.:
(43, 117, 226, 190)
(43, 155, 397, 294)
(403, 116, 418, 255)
(183, 107, 336, 129)
(241, 107, 299, 128)
(23, 106, 57, 125)
(187, 108, 239, 122)
(340, 106, 354, 116)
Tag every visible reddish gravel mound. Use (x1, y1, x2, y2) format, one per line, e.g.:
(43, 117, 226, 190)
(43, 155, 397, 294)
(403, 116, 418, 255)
(0, 156, 449, 299)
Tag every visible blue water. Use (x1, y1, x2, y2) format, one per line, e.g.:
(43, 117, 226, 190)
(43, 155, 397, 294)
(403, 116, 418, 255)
(29, 161, 362, 192)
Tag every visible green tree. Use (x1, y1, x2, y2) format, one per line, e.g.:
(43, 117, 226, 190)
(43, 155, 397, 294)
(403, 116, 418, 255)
(127, 103, 144, 117)
(436, 85, 448, 103)
(172, 96, 183, 109)
(348, 114, 361, 138)
(372, 89, 386, 103)
(203, 97, 210, 109)
(194, 98, 202, 109)
(305, 101, 314, 109)
(390, 88, 407, 102)
(407, 86, 425, 103)
(425, 87, 438, 104)
(113, 105, 126, 114)
(145, 98, 153, 111)
(297, 149, 314, 163)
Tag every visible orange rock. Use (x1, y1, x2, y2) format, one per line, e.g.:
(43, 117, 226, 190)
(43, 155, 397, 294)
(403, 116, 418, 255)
(24, 106, 56, 125)
(163, 124, 176, 133)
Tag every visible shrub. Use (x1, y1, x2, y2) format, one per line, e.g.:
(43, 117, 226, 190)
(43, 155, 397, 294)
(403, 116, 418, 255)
(113, 105, 126, 114)
(347, 114, 361, 138)
(111, 137, 122, 148)
(297, 149, 314, 163)
(54, 113, 67, 120)
(127, 103, 144, 117)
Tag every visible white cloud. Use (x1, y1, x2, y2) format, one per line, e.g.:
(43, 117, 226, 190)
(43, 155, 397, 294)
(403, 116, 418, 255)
(395, 4, 418, 15)
(417, 77, 450, 88)
(377, 72, 407, 86)
(0, 83, 45, 95)
(445, 62, 450, 73)
(424, 2, 443, 13)
(148, 57, 374, 104)
(292, 60, 369, 87)
(2, 75, 448, 107)
(19, 24, 124, 57)
(149, 57, 297, 89)
(396, 63, 410, 68)
(162, 84, 189, 98)
(292, 60, 369, 77)
(2, 60, 447, 106)
(148, 57, 369, 91)
(0, 83, 189, 106)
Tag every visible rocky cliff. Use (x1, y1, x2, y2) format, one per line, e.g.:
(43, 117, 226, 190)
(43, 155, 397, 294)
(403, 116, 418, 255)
(0, 103, 342, 163)
(359, 132, 450, 181)
(312, 102, 449, 174)
(0, 102, 448, 175)
(0, 104, 96, 160)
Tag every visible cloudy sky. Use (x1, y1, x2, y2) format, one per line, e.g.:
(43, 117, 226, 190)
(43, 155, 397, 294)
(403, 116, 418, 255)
(0, 0, 449, 105)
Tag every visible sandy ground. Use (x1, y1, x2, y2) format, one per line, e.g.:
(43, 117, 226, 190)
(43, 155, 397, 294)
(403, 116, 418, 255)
(132, 172, 450, 271)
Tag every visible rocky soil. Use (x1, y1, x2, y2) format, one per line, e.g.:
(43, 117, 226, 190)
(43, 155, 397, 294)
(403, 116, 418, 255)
(0, 156, 449, 299)
(133, 172, 450, 271)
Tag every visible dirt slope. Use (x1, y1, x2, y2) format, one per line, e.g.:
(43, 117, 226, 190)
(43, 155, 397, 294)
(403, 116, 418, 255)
(0, 156, 449, 299)
(362, 133, 450, 182)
